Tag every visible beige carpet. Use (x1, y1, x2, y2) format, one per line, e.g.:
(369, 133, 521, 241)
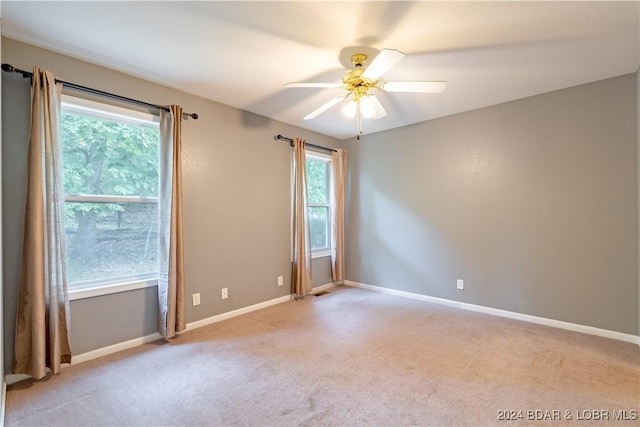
(5, 286, 640, 426)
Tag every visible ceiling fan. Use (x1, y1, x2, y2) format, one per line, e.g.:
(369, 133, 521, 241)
(285, 48, 446, 138)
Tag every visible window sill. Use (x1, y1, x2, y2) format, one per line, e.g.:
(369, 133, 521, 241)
(69, 278, 158, 301)
(312, 251, 331, 259)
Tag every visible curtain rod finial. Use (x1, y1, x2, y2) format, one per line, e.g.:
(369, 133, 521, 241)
(181, 112, 198, 120)
(2, 63, 15, 73)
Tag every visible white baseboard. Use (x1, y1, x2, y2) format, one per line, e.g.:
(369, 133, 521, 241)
(72, 332, 163, 365)
(344, 280, 640, 346)
(71, 296, 292, 366)
(185, 283, 338, 331)
(185, 294, 292, 331)
(5, 374, 33, 386)
(11, 331, 164, 379)
(311, 282, 337, 294)
(69, 286, 342, 367)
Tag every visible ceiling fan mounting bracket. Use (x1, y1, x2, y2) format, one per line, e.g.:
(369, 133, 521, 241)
(350, 53, 368, 67)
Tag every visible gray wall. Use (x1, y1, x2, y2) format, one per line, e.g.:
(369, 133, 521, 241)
(637, 68, 640, 337)
(346, 74, 638, 335)
(2, 38, 342, 367)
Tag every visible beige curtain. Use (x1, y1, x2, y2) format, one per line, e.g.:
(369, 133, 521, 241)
(14, 67, 72, 379)
(158, 105, 186, 338)
(331, 149, 347, 282)
(292, 138, 312, 297)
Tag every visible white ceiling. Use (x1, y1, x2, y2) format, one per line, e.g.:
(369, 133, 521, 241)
(2, 1, 639, 140)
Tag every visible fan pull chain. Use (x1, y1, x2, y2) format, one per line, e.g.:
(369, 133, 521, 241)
(356, 101, 363, 140)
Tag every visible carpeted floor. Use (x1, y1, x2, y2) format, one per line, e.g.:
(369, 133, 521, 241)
(5, 286, 640, 426)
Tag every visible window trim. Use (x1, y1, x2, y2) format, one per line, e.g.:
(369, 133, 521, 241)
(61, 95, 160, 299)
(65, 194, 159, 204)
(61, 94, 158, 128)
(69, 277, 157, 301)
(305, 151, 332, 259)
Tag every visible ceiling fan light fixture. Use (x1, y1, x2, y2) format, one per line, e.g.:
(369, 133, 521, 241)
(342, 100, 357, 118)
(342, 96, 376, 120)
(359, 96, 376, 119)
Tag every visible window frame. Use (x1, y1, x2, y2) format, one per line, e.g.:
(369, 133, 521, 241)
(305, 150, 332, 259)
(61, 94, 160, 300)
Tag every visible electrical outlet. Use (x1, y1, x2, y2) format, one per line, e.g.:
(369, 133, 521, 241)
(277, 275, 284, 287)
(192, 293, 201, 306)
(221, 288, 228, 299)
(457, 279, 464, 290)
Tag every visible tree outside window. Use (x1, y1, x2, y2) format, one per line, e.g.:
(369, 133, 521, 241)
(61, 97, 159, 286)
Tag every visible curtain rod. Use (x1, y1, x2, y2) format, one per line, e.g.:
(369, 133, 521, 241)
(2, 63, 198, 120)
(274, 134, 337, 153)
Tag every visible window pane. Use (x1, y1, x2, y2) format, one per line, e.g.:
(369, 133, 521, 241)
(61, 112, 159, 197)
(309, 206, 329, 251)
(61, 102, 160, 287)
(306, 158, 328, 204)
(64, 202, 158, 283)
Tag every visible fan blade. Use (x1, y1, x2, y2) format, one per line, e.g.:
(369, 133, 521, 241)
(380, 81, 447, 93)
(369, 95, 387, 120)
(362, 49, 405, 80)
(304, 94, 349, 120)
(284, 82, 343, 88)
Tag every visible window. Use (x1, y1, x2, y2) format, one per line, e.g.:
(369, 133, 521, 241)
(61, 96, 160, 294)
(305, 152, 332, 257)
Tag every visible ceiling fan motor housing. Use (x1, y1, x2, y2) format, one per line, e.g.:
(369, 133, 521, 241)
(344, 53, 377, 100)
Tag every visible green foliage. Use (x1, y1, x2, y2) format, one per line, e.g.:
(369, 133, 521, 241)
(306, 158, 328, 204)
(62, 112, 159, 197)
(62, 112, 159, 224)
